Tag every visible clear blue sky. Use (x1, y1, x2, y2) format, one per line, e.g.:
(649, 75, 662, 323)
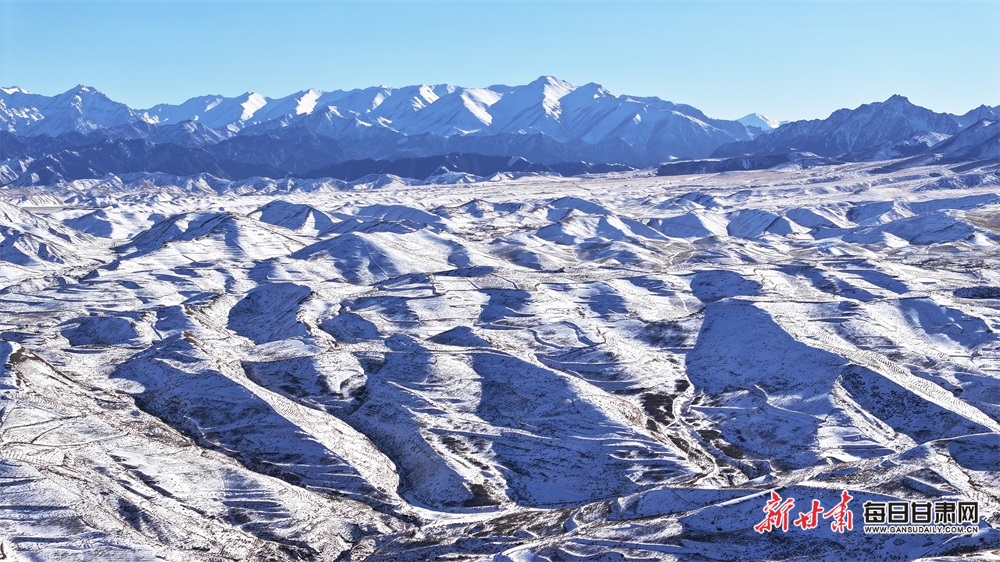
(1, 1, 997, 121)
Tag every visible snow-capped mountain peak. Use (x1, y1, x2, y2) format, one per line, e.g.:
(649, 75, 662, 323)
(0, 84, 145, 135)
(413, 84, 441, 109)
(294, 89, 321, 115)
(532, 75, 576, 117)
(957, 104, 1000, 127)
(738, 113, 781, 130)
(61, 84, 94, 96)
(239, 92, 267, 121)
(575, 82, 614, 100)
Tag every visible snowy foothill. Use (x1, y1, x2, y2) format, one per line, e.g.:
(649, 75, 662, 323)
(0, 158, 999, 561)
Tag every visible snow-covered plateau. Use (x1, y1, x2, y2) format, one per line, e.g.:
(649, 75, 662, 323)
(1, 158, 999, 561)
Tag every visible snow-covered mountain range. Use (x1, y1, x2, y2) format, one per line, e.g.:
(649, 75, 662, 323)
(3, 77, 753, 146)
(0, 77, 756, 173)
(1, 79, 997, 188)
(716, 95, 999, 160)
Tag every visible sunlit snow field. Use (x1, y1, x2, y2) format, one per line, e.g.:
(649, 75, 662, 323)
(1, 161, 999, 560)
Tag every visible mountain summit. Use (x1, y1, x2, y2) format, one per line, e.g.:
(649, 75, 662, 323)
(737, 113, 782, 131)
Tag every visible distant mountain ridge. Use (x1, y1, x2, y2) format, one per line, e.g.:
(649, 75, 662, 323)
(0, 77, 756, 165)
(0, 79, 997, 187)
(714, 95, 998, 159)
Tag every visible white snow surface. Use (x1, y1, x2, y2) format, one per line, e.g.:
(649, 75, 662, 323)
(1, 161, 999, 561)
